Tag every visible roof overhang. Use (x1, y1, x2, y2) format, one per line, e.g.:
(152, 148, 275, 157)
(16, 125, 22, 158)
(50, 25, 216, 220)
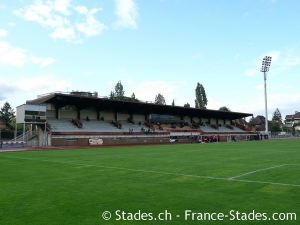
(27, 93, 253, 120)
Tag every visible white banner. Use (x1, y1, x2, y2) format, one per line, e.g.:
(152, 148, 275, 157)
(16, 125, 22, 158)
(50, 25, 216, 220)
(89, 138, 103, 145)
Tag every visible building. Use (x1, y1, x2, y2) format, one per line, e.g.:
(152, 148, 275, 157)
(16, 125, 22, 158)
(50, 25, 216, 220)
(15, 91, 253, 147)
(285, 111, 300, 132)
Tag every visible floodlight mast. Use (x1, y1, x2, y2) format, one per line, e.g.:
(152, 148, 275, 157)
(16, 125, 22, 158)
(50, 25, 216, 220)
(261, 56, 272, 135)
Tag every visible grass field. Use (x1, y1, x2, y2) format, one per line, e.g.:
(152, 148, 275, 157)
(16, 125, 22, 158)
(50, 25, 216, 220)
(0, 139, 300, 225)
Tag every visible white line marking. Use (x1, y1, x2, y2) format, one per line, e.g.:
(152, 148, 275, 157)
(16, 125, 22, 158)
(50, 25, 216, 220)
(228, 164, 287, 180)
(2, 156, 300, 187)
(232, 179, 300, 188)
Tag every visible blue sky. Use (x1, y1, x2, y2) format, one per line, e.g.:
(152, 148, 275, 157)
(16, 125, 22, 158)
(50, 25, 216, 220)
(1, 0, 300, 120)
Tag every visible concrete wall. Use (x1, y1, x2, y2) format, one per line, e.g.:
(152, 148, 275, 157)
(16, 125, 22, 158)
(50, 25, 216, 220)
(118, 113, 130, 121)
(81, 107, 97, 120)
(210, 118, 216, 124)
(51, 136, 169, 146)
(47, 110, 56, 118)
(60, 110, 76, 119)
(100, 112, 114, 121)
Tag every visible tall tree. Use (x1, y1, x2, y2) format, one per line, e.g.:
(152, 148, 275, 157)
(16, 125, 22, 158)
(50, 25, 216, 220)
(154, 93, 166, 105)
(272, 108, 282, 121)
(184, 102, 190, 108)
(172, 99, 175, 106)
(114, 80, 125, 100)
(0, 101, 15, 122)
(219, 106, 231, 112)
(195, 82, 208, 109)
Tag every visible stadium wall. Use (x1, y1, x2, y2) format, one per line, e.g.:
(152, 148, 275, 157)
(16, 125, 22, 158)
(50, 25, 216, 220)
(51, 136, 169, 146)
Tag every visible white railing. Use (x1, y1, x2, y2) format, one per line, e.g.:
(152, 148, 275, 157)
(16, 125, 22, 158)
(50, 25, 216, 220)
(11, 130, 38, 142)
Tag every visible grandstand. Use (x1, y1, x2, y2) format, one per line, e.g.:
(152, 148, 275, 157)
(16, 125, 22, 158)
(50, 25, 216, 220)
(13, 91, 253, 147)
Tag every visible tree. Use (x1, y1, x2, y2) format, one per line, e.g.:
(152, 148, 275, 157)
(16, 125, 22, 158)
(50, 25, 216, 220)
(270, 121, 281, 132)
(184, 102, 190, 108)
(130, 93, 139, 102)
(114, 80, 125, 100)
(109, 91, 115, 99)
(219, 106, 231, 112)
(195, 82, 208, 109)
(131, 92, 136, 100)
(154, 93, 166, 105)
(272, 108, 282, 121)
(172, 99, 175, 106)
(109, 81, 125, 100)
(0, 101, 15, 122)
(9, 118, 30, 132)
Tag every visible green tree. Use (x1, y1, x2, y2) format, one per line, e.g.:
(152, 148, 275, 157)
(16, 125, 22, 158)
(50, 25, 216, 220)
(114, 80, 125, 100)
(195, 82, 208, 109)
(109, 91, 115, 99)
(272, 108, 282, 121)
(270, 121, 281, 132)
(172, 99, 175, 106)
(131, 92, 136, 99)
(9, 118, 30, 132)
(154, 93, 166, 105)
(219, 106, 231, 112)
(184, 102, 190, 108)
(0, 101, 15, 122)
(130, 93, 139, 102)
(109, 81, 125, 100)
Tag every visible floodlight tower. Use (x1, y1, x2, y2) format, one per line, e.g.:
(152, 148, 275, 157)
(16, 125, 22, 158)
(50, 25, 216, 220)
(261, 56, 272, 135)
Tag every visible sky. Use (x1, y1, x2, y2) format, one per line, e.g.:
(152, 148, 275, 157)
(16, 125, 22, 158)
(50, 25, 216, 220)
(1, 0, 300, 121)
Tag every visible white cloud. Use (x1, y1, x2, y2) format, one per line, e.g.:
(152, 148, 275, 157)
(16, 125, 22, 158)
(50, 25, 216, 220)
(74, 5, 89, 14)
(0, 76, 72, 106)
(14, 75, 70, 93)
(245, 69, 258, 77)
(0, 41, 55, 68)
(14, 0, 106, 43)
(264, 50, 281, 63)
(75, 6, 107, 37)
(255, 84, 264, 90)
(245, 50, 281, 77)
(129, 80, 186, 104)
(30, 56, 42, 64)
(113, 0, 138, 29)
(50, 26, 76, 41)
(205, 98, 221, 110)
(0, 41, 26, 67)
(0, 29, 8, 37)
(246, 49, 300, 78)
(30, 56, 55, 67)
(41, 57, 55, 67)
(53, 0, 71, 15)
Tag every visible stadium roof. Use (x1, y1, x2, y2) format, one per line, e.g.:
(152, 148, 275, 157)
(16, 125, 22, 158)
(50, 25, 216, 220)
(27, 92, 253, 120)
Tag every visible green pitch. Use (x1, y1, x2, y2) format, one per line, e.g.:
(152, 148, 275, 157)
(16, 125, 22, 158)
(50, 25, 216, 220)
(1, 139, 300, 225)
